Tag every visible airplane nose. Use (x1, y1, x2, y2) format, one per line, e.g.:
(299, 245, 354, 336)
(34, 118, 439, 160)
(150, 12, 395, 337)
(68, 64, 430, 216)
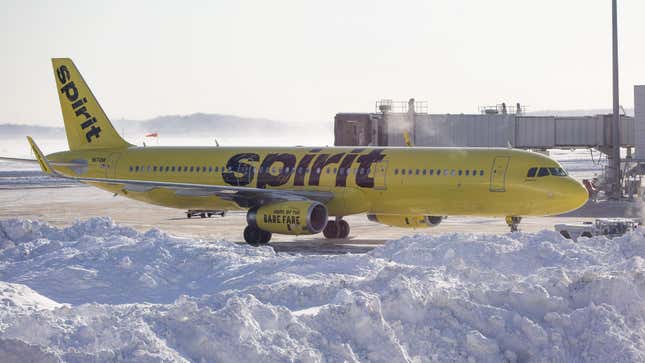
(566, 179, 589, 211)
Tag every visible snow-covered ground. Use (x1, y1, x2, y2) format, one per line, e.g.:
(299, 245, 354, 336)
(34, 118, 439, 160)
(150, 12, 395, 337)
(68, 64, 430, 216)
(0, 217, 643, 362)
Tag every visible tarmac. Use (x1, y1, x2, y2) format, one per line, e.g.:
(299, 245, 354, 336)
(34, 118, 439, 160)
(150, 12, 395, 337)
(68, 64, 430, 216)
(1, 182, 629, 254)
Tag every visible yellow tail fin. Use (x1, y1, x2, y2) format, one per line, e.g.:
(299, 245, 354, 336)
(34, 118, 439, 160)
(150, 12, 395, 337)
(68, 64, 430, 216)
(52, 58, 132, 151)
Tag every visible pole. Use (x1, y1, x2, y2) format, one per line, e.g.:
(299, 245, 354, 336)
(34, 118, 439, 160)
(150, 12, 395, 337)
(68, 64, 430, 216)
(611, 0, 621, 199)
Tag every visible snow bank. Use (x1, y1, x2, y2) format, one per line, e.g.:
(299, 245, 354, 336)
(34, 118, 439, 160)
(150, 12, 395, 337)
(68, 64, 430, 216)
(0, 218, 644, 362)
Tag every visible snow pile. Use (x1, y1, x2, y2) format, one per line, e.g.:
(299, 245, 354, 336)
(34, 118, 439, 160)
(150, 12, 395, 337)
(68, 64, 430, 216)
(0, 218, 644, 362)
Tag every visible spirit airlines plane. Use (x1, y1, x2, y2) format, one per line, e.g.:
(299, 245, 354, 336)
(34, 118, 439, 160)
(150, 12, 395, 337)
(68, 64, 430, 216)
(13, 59, 588, 245)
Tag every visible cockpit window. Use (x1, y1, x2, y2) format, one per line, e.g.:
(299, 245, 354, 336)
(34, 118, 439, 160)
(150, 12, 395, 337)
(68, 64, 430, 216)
(549, 167, 567, 176)
(537, 167, 550, 177)
(527, 167, 537, 177)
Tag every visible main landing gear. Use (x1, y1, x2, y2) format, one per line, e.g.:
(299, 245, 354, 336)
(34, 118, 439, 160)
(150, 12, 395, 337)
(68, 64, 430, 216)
(506, 216, 522, 232)
(323, 218, 350, 239)
(243, 225, 272, 246)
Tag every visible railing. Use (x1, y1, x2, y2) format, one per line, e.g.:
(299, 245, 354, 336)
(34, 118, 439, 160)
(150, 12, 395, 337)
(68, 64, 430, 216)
(375, 99, 428, 114)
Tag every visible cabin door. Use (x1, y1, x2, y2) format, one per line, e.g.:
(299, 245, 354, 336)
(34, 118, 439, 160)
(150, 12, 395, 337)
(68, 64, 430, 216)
(106, 153, 121, 178)
(489, 156, 510, 192)
(373, 160, 388, 190)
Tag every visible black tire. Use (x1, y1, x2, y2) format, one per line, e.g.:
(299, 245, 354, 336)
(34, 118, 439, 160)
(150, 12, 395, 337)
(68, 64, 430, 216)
(560, 230, 572, 239)
(323, 221, 340, 239)
(337, 220, 350, 239)
(581, 232, 593, 238)
(259, 230, 272, 244)
(200, 213, 207, 218)
(243, 226, 260, 246)
(187, 214, 192, 219)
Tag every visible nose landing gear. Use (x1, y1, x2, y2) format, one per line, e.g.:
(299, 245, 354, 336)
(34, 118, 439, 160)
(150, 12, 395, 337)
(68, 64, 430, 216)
(506, 216, 522, 232)
(323, 218, 350, 239)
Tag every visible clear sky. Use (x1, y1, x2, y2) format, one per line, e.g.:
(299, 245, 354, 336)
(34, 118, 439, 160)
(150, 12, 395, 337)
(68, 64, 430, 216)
(1, 0, 644, 126)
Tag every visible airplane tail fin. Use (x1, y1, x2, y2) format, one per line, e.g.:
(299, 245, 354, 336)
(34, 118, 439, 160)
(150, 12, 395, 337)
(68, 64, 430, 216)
(52, 58, 132, 151)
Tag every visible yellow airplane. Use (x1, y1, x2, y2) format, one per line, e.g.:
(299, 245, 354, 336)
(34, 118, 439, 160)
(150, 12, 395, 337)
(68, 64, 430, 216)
(11, 58, 588, 245)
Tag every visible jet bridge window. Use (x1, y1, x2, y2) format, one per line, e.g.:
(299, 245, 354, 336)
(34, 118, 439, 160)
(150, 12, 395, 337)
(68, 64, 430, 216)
(537, 167, 549, 177)
(527, 167, 537, 177)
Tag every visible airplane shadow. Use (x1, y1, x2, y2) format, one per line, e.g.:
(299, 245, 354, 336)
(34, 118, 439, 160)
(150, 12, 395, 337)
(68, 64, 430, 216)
(237, 238, 385, 255)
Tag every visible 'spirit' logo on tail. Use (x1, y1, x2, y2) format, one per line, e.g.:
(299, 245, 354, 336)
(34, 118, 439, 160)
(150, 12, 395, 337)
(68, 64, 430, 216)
(56, 66, 102, 142)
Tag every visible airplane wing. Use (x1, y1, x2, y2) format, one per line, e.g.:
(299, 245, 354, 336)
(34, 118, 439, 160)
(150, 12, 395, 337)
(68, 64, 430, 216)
(26, 137, 333, 208)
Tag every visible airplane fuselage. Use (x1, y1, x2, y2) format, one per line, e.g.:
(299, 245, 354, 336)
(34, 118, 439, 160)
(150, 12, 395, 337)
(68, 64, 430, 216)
(48, 145, 588, 218)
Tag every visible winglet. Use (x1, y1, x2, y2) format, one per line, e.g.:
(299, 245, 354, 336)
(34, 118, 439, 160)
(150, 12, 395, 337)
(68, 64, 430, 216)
(27, 136, 55, 175)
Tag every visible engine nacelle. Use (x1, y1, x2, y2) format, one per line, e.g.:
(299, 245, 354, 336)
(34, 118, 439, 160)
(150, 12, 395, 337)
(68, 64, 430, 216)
(247, 201, 328, 235)
(367, 214, 442, 229)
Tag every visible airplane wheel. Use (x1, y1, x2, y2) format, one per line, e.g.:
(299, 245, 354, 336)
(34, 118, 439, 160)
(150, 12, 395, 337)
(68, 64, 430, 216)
(243, 226, 261, 246)
(338, 220, 350, 239)
(259, 230, 272, 244)
(244, 226, 271, 246)
(323, 221, 340, 239)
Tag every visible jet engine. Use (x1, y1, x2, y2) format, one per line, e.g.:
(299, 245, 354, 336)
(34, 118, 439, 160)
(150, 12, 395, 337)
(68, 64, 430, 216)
(367, 214, 443, 229)
(247, 201, 328, 235)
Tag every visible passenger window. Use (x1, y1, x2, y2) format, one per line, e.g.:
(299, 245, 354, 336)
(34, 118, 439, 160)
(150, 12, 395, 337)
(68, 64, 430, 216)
(415, 169, 420, 175)
(408, 169, 413, 175)
(153, 166, 157, 172)
(402, 169, 406, 175)
(429, 169, 434, 176)
(465, 170, 469, 176)
(171, 166, 175, 172)
(333, 167, 338, 174)
(458, 170, 462, 176)
(472, 169, 476, 176)
(129, 166, 133, 172)
(480, 170, 484, 176)
(135, 166, 140, 172)
(214, 166, 219, 172)
(165, 166, 169, 172)
(394, 169, 399, 175)
(326, 167, 331, 174)
(189, 166, 194, 172)
(443, 169, 448, 176)
(538, 168, 549, 177)
(451, 169, 455, 176)
(422, 169, 426, 175)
